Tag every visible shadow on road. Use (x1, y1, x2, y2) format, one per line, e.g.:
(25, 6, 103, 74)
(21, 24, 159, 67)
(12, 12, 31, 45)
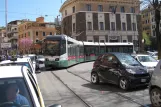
(82, 82, 148, 93)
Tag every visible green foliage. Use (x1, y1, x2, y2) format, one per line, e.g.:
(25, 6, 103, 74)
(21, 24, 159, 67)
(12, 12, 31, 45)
(143, 32, 151, 46)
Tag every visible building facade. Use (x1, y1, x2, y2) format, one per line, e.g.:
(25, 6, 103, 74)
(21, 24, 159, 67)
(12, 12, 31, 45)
(0, 28, 6, 54)
(60, 0, 141, 51)
(18, 17, 56, 53)
(141, 6, 157, 38)
(7, 20, 23, 52)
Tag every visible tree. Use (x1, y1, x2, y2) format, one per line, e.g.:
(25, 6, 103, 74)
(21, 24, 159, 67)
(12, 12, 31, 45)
(142, 32, 151, 51)
(19, 38, 33, 54)
(141, 0, 161, 58)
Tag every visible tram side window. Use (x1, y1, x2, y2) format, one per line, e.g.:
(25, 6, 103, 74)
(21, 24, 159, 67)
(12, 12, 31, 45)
(107, 47, 112, 52)
(68, 41, 73, 56)
(128, 46, 133, 53)
(95, 47, 99, 56)
(60, 40, 66, 55)
(100, 47, 105, 54)
(80, 46, 84, 56)
(123, 47, 128, 53)
(119, 47, 123, 53)
(112, 47, 119, 52)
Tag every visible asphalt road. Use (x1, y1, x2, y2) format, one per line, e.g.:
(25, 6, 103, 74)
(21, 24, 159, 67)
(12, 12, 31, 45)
(37, 62, 151, 107)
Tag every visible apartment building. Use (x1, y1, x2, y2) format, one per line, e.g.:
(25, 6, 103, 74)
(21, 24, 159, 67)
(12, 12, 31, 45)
(0, 28, 6, 54)
(7, 20, 23, 51)
(60, 0, 141, 50)
(141, 6, 156, 37)
(18, 17, 56, 53)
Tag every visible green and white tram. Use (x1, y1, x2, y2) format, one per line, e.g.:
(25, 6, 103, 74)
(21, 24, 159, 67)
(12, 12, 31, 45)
(42, 35, 134, 68)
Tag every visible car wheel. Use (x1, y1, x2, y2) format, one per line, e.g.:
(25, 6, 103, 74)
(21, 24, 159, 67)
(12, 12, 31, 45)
(119, 77, 129, 90)
(150, 88, 161, 107)
(91, 72, 99, 84)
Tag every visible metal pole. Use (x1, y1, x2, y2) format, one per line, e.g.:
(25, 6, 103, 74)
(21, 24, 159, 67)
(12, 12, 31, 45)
(5, 0, 8, 59)
(5, 0, 7, 34)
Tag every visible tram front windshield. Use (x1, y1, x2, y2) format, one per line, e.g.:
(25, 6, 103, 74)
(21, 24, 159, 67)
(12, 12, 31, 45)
(43, 40, 60, 56)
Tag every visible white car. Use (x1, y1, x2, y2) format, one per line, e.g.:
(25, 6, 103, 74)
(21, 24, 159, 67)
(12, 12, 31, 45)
(23, 54, 38, 72)
(37, 55, 45, 69)
(132, 54, 158, 74)
(149, 59, 161, 107)
(0, 57, 37, 81)
(0, 66, 45, 107)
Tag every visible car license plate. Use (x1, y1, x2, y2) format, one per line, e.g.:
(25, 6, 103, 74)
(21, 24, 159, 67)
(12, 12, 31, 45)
(141, 79, 146, 82)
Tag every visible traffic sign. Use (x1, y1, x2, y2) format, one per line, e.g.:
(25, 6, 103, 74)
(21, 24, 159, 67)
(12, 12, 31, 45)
(1, 43, 11, 48)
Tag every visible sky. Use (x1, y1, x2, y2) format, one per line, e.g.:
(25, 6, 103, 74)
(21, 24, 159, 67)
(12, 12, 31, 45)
(0, 0, 66, 26)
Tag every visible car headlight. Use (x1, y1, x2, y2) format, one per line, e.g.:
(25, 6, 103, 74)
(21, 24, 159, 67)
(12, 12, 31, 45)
(126, 69, 136, 74)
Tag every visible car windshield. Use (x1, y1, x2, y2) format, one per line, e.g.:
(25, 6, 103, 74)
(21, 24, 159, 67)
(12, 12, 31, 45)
(43, 40, 60, 56)
(0, 78, 33, 107)
(28, 56, 35, 62)
(0, 62, 32, 73)
(117, 54, 141, 66)
(38, 55, 44, 59)
(138, 56, 157, 62)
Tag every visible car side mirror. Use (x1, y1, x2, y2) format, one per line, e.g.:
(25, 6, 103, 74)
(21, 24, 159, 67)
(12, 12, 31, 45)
(49, 104, 62, 107)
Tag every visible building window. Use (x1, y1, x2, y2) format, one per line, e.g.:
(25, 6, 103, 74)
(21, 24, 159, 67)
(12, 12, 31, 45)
(36, 31, 38, 36)
(73, 6, 75, 13)
(153, 30, 156, 36)
(86, 4, 91, 11)
(132, 23, 136, 31)
(28, 32, 30, 36)
(131, 7, 135, 13)
(111, 22, 115, 31)
(100, 22, 104, 30)
(98, 5, 103, 12)
(109, 6, 115, 13)
(100, 40, 105, 43)
(50, 32, 52, 35)
(43, 32, 45, 36)
(65, 10, 67, 16)
(122, 22, 126, 31)
(87, 22, 92, 30)
(120, 6, 125, 13)
(73, 23, 76, 32)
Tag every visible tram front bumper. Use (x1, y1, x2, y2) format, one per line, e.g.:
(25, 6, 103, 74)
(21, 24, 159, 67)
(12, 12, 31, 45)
(45, 61, 59, 68)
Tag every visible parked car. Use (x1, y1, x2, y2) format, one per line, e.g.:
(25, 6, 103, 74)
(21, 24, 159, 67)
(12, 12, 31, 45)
(151, 52, 158, 60)
(0, 57, 37, 82)
(131, 54, 158, 75)
(0, 66, 45, 107)
(36, 55, 45, 70)
(91, 53, 150, 90)
(149, 59, 161, 107)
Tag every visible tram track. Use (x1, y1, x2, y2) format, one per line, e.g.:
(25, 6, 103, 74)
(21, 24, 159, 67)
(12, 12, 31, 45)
(50, 71, 93, 107)
(66, 69, 147, 107)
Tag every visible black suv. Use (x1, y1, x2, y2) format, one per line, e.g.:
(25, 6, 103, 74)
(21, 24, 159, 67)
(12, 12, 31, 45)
(91, 53, 150, 90)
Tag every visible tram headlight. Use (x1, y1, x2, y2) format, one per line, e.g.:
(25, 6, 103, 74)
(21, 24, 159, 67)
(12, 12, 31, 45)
(55, 58, 59, 61)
